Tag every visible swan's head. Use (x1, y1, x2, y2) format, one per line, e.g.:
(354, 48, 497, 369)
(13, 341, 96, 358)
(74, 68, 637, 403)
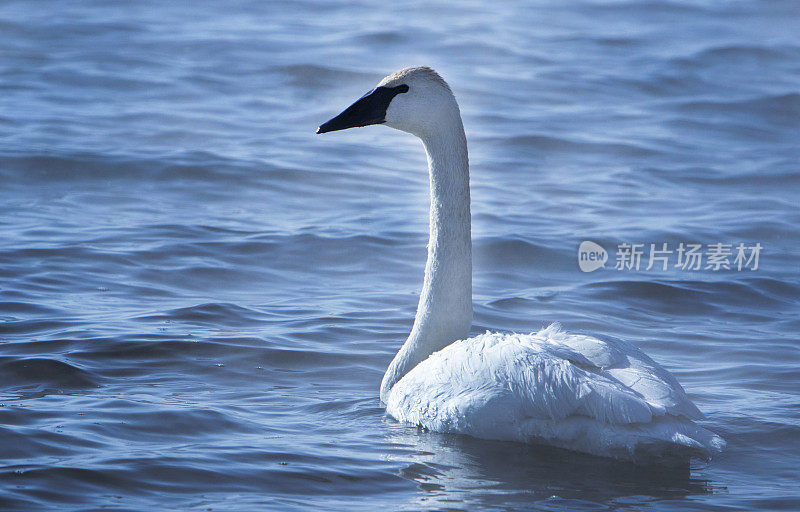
(316, 66, 458, 138)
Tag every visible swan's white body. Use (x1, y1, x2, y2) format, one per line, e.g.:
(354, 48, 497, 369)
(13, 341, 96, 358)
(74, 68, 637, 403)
(323, 67, 724, 462)
(386, 325, 725, 461)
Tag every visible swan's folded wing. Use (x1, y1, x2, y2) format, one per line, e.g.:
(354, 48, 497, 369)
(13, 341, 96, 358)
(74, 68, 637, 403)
(387, 328, 703, 431)
(538, 326, 705, 420)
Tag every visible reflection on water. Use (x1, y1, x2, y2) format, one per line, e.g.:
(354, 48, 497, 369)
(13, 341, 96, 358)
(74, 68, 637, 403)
(385, 425, 717, 511)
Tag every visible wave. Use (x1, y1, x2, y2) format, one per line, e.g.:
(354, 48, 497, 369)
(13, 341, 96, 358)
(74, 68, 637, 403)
(0, 150, 283, 184)
(583, 277, 800, 315)
(0, 357, 98, 392)
(674, 93, 800, 127)
(484, 134, 662, 158)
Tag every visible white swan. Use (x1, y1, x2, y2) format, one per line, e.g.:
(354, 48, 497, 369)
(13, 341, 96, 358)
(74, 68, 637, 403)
(317, 67, 725, 462)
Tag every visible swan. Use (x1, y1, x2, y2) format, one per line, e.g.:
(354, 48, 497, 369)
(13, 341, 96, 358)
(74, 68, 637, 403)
(317, 66, 725, 462)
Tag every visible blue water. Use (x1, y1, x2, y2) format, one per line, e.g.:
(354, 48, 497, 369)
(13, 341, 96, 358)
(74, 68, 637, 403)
(1, 0, 799, 510)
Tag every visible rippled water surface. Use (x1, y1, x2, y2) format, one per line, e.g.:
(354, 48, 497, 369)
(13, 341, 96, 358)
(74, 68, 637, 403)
(1, 0, 799, 510)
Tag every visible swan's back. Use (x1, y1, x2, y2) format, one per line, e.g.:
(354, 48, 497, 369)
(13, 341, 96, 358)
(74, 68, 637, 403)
(386, 324, 725, 462)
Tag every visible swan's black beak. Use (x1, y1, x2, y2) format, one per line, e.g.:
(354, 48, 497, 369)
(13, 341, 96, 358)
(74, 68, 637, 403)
(316, 84, 409, 134)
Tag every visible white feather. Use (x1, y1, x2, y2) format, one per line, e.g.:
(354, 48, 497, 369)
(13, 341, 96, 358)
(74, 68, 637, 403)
(386, 325, 724, 461)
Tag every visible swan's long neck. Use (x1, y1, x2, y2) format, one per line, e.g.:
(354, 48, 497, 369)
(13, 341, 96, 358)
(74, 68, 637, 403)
(380, 112, 472, 402)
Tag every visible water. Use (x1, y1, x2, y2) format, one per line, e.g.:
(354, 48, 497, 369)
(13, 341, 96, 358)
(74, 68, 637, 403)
(1, 0, 798, 510)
